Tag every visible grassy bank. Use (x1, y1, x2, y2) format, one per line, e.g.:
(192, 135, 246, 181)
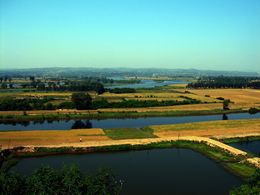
(3, 140, 257, 179)
(104, 127, 157, 139)
(0, 108, 245, 122)
(218, 136, 260, 144)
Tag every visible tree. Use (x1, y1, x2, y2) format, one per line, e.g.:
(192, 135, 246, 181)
(223, 99, 230, 110)
(71, 92, 92, 110)
(0, 165, 122, 195)
(1, 83, 7, 89)
(94, 83, 105, 94)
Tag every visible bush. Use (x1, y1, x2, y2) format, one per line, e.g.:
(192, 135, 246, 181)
(71, 93, 92, 110)
(216, 97, 225, 100)
(109, 88, 136, 94)
(58, 101, 75, 109)
(248, 107, 259, 114)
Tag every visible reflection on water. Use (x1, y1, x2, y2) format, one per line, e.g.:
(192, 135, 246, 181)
(0, 112, 260, 131)
(222, 114, 228, 120)
(71, 120, 92, 129)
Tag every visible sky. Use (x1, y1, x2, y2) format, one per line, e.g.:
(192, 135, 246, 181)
(0, 0, 260, 72)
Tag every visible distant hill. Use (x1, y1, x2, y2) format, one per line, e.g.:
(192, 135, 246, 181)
(0, 67, 259, 77)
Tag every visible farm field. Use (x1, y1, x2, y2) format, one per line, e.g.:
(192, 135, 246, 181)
(176, 88, 260, 107)
(1, 118, 259, 148)
(0, 88, 259, 119)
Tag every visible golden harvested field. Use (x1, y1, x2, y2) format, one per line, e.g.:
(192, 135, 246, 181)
(0, 128, 110, 148)
(177, 88, 260, 104)
(151, 119, 260, 138)
(100, 91, 217, 102)
(168, 83, 187, 88)
(1, 119, 259, 149)
(98, 103, 223, 112)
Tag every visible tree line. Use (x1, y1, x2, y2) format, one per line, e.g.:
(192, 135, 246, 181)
(0, 93, 202, 111)
(187, 76, 260, 89)
(0, 165, 122, 195)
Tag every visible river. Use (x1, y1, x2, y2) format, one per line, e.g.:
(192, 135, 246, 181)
(1, 112, 259, 131)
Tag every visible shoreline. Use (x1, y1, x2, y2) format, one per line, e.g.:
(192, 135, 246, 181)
(2, 135, 259, 180)
(0, 108, 246, 122)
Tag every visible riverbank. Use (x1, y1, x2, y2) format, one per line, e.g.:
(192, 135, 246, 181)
(1, 119, 260, 179)
(0, 107, 246, 121)
(1, 118, 260, 148)
(1, 138, 258, 179)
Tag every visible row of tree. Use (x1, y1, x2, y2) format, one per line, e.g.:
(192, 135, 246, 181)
(0, 92, 202, 111)
(230, 169, 260, 195)
(0, 97, 54, 111)
(36, 81, 105, 94)
(187, 76, 260, 89)
(0, 165, 122, 195)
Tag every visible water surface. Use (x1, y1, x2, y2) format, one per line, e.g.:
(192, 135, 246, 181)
(228, 140, 260, 155)
(1, 112, 259, 131)
(108, 79, 187, 89)
(12, 148, 242, 195)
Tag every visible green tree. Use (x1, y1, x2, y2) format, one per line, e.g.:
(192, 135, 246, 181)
(71, 92, 92, 110)
(0, 165, 122, 195)
(223, 99, 230, 110)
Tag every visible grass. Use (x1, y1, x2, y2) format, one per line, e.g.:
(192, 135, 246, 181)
(225, 162, 257, 178)
(219, 136, 260, 144)
(0, 108, 245, 121)
(104, 127, 157, 140)
(151, 118, 260, 138)
(152, 118, 260, 132)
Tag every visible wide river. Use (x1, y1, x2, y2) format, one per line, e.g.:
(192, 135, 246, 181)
(1, 112, 260, 131)
(12, 148, 242, 195)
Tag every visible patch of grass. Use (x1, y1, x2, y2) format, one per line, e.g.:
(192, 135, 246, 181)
(152, 118, 260, 132)
(0, 108, 245, 122)
(104, 127, 157, 140)
(225, 162, 257, 178)
(220, 136, 260, 144)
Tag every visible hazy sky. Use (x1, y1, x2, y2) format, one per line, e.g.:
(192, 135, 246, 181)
(0, 0, 260, 72)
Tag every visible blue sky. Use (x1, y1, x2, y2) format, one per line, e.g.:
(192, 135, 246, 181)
(0, 0, 260, 71)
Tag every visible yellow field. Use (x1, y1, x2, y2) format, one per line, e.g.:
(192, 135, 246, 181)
(0, 89, 259, 116)
(151, 118, 260, 138)
(1, 119, 259, 149)
(100, 91, 218, 102)
(0, 128, 110, 148)
(177, 88, 260, 104)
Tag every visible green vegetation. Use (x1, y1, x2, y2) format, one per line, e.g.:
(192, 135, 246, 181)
(0, 165, 122, 195)
(223, 99, 231, 110)
(71, 92, 92, 110)
(230, 169, 260, 195)
(248, 107, 259, 114)
(0, 97, 55, 111)
(92, 98, 201, 109)
(108, 88, 136, 93)
(187, 76, 260, 89)
(104, 127, 157, 140)
(0, 108, 245, 121)
(219, 136, 260, 144)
